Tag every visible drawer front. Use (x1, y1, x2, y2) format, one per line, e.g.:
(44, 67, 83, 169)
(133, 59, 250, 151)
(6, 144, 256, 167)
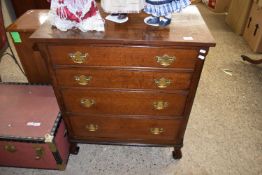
(62, 89, 187, 116)
(68, 115, 183, 141)
(55, 68, 192, 90)
(48, 46, 198, 69)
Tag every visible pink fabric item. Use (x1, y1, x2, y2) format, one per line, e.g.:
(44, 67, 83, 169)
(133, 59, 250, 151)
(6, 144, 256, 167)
(49, 0, 104, 31)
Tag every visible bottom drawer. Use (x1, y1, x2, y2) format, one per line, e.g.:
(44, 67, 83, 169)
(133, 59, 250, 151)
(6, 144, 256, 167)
(68, 115, 183, 143)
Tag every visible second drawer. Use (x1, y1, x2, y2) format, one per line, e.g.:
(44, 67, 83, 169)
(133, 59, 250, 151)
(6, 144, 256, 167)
(55, 68, 193, 90)
(61, 89, 188, 116)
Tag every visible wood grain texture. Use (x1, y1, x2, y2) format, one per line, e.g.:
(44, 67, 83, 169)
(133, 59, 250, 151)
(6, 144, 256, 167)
(48, 45, 198, 69)
(30, 6, 215, 47)
(7, 10, 50, 83)
(31, 5, 216, 157)
(67, 115, 183, 143)
(11, 0, 49, 18)
(7, 10, 49, 32)
(55, 68, 193, 90)
(9, 33, 50, 83)
(61, 89, 188, 116)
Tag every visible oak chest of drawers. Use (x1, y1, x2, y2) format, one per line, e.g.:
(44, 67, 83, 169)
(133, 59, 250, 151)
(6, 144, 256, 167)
(31, 5, 215, 159)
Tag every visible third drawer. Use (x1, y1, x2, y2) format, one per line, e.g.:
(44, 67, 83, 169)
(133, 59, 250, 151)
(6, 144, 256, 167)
(61, 89, 188, 116)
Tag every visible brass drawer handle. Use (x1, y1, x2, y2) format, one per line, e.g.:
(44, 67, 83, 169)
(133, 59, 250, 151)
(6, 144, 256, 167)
(153, 101, 169, 110)
(86, 124, 98, 132)
(75, 75, 92, 86)
(35, 147, 44, 160)
(154, 78, 172, 89)
(4, 144, 16, 153)
(156, 54, 176, 67)
(150, 128, 164, 135)
(69, 51, 88, 64)
(80, 98, 95, 108)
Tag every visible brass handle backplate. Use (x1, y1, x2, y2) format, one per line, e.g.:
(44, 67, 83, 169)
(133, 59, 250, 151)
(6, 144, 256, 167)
(156, 55, 176, 67)
(150, 128, 164, 135)
(35, 147, 44, 160)
(4, 144, 16, 153)
(153, 101, 169, 110)
(80, 98, 95, 108)
(69, 51, 88, 64)
(154, 78, 172, 89)
(86, 124, 98, 132)
(75, 75, 92, 86)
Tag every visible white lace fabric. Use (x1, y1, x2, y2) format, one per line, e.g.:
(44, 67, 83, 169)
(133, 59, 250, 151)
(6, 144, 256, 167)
(49, 0, 105, 32)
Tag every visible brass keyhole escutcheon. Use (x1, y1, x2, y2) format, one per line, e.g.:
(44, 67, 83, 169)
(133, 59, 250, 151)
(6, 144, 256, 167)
(69, 51, 88, 64)
(75, 75, 92, 86)
(154, 78, 172, 89)
(80, 98, 96, 108)
(35, 147, 44, 160)
(156, 55, 176, 67)
(86, 124, 98, 132)
(4, 144, 16, 153)
(153, 101, 169, 110)
(150, 128, 164, 135)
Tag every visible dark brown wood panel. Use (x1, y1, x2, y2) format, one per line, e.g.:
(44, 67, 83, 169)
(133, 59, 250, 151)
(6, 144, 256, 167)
(48, 46, 198, 69)
(55, 68, 193, 90)
(11, 33, 50, 83)
(11, 0, 50, 18)
(68, 115, 183, 142)
(61, 89, 188, 116)
(7, 10, 49, 32)
(7, 10, 50, 84)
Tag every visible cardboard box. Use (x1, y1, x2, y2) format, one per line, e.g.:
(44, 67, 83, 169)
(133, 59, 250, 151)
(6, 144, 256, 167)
(243, 1, 262, 53)
(225, 0, 253, 35)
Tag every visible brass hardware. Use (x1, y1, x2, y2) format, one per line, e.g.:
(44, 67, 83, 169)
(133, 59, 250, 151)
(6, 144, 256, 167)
(154, 78, 172, 89)
(57, 163, 66, 171)
(156, 55, 176, 67)
(85, 124, 98, 132)
(44, 133, 57, 152)
(44, 133, 54, 143)
(153, 101, 169, 110)
(4, 144, 16, 153)
(35, 147, 44, 160)
(150, 128, 164, 135)
(80, 98, 95, 108)
(69, 51, 88, 64)
(75, 75, 92, 86)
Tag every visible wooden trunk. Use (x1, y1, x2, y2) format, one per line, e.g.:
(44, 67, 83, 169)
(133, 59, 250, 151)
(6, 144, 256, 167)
(0, 83, 69, 170)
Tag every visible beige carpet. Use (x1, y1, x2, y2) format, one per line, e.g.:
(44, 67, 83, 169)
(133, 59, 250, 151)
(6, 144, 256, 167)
(0, 4, 261, 175)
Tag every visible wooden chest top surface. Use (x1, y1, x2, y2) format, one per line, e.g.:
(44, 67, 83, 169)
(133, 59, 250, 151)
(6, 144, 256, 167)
(30, 5, 215, 47)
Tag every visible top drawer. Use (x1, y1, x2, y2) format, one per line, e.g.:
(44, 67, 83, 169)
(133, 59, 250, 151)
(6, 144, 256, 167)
(48, 46, 199, 69)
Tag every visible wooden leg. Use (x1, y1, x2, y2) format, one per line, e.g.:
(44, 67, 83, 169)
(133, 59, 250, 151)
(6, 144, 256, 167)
(241, 55, 262, 65)
(70, 143, 80, 155)
(172, 147, 182, 160)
